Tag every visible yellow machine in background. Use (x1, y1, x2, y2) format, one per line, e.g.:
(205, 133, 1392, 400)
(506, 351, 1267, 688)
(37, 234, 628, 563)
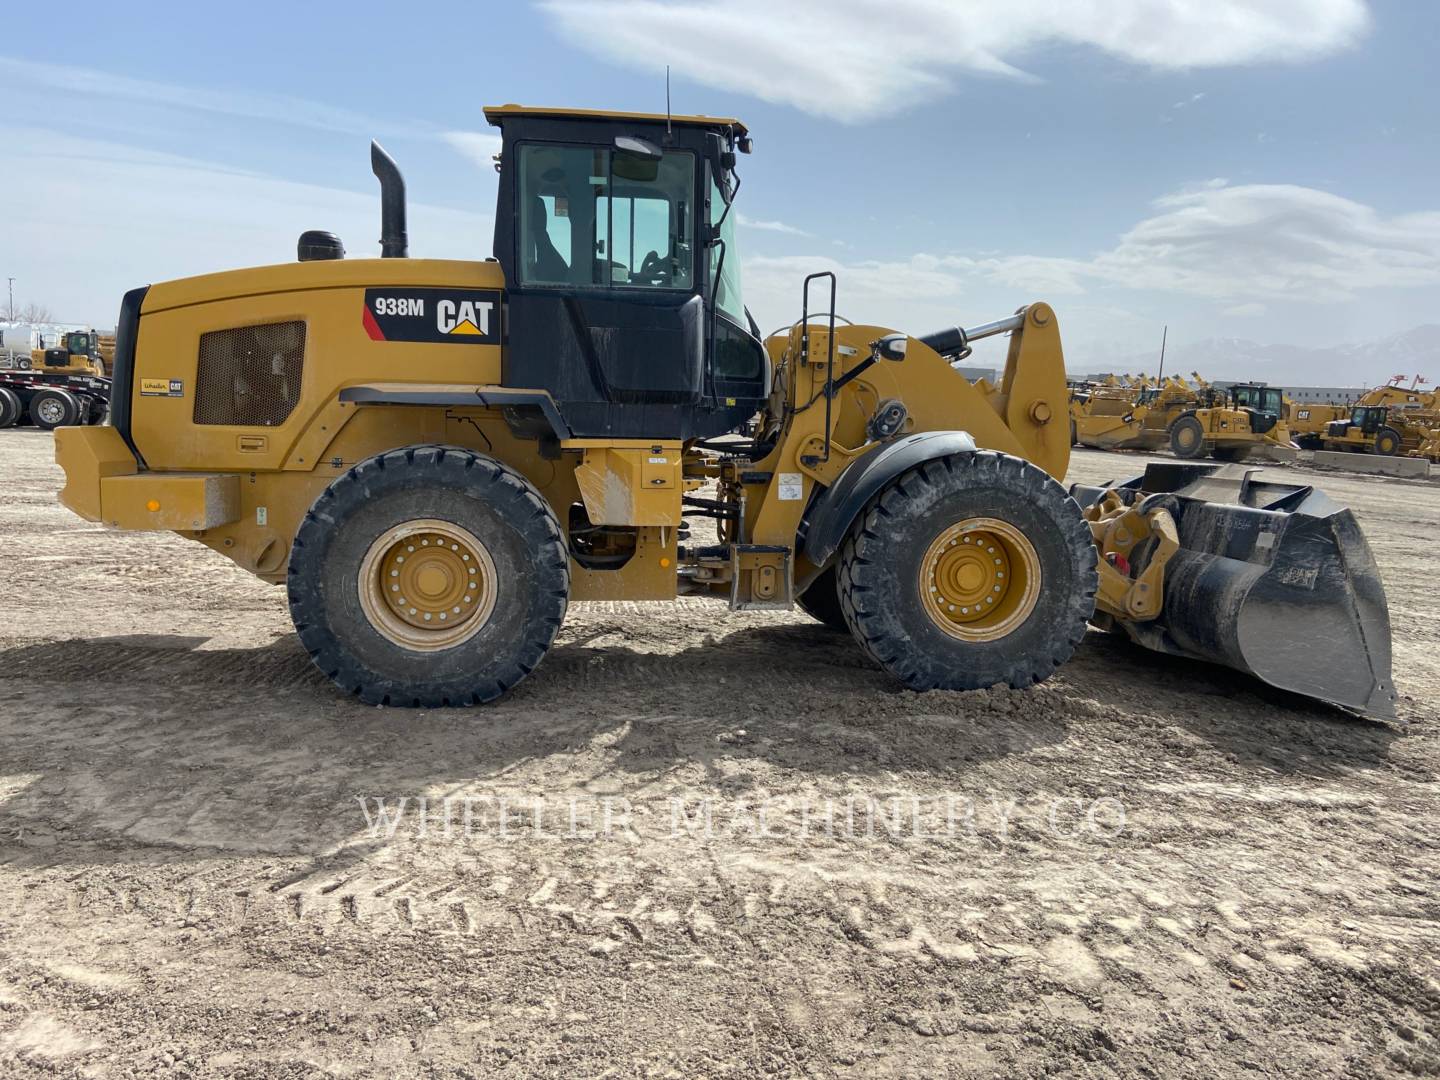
(31, 330, 110, 377)
(1313, 404, 1406, 456)
(1412, 425, 1440, 463)
(1289, 381, 1438, 455)
(1069, 373, 1204, 451)
(52, 105, 1396, 720)
(1167, 382, 1293, 461)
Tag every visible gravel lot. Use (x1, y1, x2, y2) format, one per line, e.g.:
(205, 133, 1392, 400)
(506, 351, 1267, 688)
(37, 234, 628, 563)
(1, 430, 1436, 1078)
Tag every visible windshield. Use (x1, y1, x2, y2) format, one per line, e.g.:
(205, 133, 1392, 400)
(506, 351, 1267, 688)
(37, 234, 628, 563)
(708, 173, 744, 325)
(517, 144, 695, 290)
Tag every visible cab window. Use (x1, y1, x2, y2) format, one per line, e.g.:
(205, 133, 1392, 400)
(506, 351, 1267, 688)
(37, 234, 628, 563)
(708, 174, 744, 325)
(518, 144, 694, 290)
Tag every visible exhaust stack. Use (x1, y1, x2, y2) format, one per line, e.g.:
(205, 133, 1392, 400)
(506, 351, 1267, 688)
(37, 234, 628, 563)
(370, 140, 408, 259)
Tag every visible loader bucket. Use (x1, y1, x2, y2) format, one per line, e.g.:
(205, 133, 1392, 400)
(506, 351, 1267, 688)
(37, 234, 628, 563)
(1070, 462, 1397, 720)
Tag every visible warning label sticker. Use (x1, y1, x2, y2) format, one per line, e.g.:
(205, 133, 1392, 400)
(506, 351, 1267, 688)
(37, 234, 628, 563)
(777, 472, 805, 501)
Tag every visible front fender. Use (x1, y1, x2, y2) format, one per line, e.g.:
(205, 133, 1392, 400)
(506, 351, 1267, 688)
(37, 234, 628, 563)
(800, 430, 977, 565)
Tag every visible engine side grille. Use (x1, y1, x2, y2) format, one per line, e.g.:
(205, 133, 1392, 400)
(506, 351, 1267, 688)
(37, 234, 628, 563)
(193, 321, 306, 426)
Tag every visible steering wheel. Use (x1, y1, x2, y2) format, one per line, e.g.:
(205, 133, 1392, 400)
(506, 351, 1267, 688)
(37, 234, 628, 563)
(637, 249, 669, 286)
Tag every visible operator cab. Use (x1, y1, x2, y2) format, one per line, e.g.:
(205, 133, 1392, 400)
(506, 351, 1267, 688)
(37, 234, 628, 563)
(484, 105, 769, 440)
(1330, 403, 1388, 438)
(45, 331, 94, 368)
(1228, 383, 1283, 434)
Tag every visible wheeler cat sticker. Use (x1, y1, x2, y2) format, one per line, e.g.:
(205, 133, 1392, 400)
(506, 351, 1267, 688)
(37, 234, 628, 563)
(362, 289, 502, 345)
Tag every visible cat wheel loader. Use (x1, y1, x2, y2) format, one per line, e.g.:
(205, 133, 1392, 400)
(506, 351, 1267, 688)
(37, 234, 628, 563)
(1315, 404, 1406, 456)
(52, 105, 1396, 719)
(1168, 382, 1294, 461)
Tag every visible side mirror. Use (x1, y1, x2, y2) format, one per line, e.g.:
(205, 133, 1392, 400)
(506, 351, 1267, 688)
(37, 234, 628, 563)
(873, 334, 908, 361)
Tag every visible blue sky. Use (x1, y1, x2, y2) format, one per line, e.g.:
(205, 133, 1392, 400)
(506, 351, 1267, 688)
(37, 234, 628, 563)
(3, 0, 1437, 371)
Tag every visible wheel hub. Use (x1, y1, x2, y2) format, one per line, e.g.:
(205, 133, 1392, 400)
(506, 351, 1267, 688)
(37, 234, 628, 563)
(920, 517, 1042, 642)
(358, 519, 498, 650)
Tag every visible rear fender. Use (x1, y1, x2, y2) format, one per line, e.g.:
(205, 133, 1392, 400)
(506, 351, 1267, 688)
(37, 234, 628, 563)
(800, 430, 977, 565)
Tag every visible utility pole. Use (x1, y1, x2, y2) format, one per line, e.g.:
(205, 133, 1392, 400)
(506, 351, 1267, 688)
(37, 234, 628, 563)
(5, 278, 12, 323)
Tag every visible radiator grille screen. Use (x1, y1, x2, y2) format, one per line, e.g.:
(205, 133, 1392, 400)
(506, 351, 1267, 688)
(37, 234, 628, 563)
(193, 321, 306, 426)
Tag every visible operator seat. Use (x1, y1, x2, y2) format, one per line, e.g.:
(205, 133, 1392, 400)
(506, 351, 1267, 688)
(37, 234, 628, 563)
(527, 195, 570, 282)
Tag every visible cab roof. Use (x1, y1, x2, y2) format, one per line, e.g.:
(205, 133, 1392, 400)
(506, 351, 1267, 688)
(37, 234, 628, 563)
(484, 103, 747, 136)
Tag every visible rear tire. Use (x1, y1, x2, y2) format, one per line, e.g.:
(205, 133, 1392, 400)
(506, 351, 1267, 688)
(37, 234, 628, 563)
(288, 445, 569, 706)
(1169, 415, 1206, 459)
(0, 387, 19, 429)
(836, 451, 1097, 691)
(1374, 426, 1401, 456)
(796, 567, 848, 631)
(29, 388, 80, 430)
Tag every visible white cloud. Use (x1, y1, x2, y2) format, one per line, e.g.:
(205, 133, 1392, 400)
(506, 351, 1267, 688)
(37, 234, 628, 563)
(6, 127, 492, 326)
(983, 180, 1440, 302)
(443, 131, 503, 171)
(0, 56, 404, 136)
(737, 214, 809, 236)
(740, 178, 1440, 340)
(538, 0, 1369, 121)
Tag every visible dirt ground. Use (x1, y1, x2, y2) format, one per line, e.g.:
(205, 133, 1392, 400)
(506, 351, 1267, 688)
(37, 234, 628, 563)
(1, 430, 1437, 1079)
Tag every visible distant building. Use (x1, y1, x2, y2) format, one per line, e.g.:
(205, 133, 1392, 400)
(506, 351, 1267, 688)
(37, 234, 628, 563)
(1279, 385, 1369, 405)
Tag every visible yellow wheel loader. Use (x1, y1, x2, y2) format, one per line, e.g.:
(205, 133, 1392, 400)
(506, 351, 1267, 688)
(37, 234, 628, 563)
(53, 105, 1396, 718)
(1312, 404, 1406, 456)
(1168, 383, 1293, 462)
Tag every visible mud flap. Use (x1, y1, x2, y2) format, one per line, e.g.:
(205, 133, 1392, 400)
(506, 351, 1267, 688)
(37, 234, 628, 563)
(1071, 462, 1396, 720)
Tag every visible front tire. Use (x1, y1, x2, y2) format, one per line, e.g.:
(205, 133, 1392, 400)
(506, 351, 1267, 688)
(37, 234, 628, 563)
(1169, 415, 1206, 459)
(836, 451, 1097, 691)
(288, 445, 569, 706)
(1374, 426, 1401, 456)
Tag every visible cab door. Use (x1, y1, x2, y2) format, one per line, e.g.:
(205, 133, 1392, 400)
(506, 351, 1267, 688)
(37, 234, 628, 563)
(502, 140, 706, 438)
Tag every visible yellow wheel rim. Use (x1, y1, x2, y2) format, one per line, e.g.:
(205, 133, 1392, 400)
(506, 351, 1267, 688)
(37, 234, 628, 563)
(357, 519, 498, 651)
(1177, 425, 1198, 450)
(920, 517, 1042, 642)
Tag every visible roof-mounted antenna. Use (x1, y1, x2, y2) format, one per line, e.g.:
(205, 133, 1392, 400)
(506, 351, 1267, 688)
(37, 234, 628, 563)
(666, 65, 672, 139)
